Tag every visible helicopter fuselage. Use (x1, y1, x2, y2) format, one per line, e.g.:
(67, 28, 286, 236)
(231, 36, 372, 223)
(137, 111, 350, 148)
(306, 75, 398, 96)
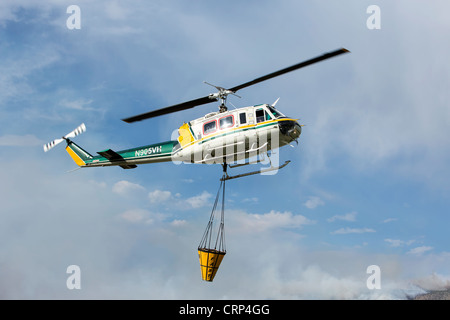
(172, 103, 301, 165)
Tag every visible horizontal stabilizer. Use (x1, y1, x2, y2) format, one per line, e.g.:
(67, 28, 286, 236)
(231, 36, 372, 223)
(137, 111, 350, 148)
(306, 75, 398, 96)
(97, 149, 137, 169)
(98, 149, 122, 161)
(119, 164, 138, 169)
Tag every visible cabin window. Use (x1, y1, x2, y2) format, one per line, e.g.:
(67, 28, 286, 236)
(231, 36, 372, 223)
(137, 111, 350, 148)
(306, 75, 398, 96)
(239, 112, 247, 125)
(203, 120, 217, 135)
(256, 108, 272, 123)
(219, 115, 234, 130)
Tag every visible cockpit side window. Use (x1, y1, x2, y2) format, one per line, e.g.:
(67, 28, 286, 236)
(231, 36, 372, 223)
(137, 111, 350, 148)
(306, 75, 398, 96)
(256, 108, 272, 123)
(256, 109, 265, 123)
(267, 106, 284, 118)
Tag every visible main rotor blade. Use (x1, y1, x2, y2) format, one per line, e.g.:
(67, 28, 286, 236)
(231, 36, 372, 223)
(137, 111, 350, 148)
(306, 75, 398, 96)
(228, 48, 350, 93)
(122, 95, 217, 123)
(122, 48, 349, 123)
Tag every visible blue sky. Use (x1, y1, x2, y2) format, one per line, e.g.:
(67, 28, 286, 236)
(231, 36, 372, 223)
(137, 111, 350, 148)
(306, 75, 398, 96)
(1, 0, 450, 299)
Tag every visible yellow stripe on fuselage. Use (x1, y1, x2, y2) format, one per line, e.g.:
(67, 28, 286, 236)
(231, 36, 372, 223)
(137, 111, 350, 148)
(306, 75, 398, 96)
(65, 145, 86, 166)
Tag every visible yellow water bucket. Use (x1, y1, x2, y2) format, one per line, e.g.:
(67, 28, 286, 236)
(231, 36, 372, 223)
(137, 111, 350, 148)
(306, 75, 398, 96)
(198, 248, 226, 282)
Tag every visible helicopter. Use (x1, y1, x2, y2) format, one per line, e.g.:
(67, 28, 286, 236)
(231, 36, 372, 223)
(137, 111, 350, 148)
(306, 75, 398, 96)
(44, 48, 349, 180)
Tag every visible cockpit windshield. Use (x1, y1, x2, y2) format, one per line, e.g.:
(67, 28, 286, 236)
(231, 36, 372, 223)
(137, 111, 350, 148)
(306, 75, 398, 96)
(267, 105, 284, 118)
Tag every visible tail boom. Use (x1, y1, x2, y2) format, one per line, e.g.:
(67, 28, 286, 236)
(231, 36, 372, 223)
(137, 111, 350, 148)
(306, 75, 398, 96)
(74, 140, 178, 169)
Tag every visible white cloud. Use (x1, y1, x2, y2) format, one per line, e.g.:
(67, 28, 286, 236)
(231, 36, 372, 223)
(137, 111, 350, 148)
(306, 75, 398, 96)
(407, 246, 433, 255)
(331, 227, 375, 235)
(242, 197, 259, 203)
(327, 211, 357, 222)
(120, 209, 149, 223)
(60, 98, 94, 110)
(185, 191, 212, 209)
(146, 189, 212, 208)
(293, 4, 450, 191)
(303, 196, 324, 209)
(170, 219, 187, 227)
(383, 218, 398, 223)
(384, 239, 415, 247)
(0, 42, 60, 105)
(0, 134, 43, 147)
(230, 210, 314, 234)
(120, 209, 167, 225)
(104, 1, 133, 21)
(88, 180, 107, 188)
(112, 180, 146, 196)
(148, 189, 172, 203)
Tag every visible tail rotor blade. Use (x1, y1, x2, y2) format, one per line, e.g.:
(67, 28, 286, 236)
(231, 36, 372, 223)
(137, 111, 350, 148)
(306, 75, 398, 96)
(43, 138, 64, 152)
(64, 123, 86, 139)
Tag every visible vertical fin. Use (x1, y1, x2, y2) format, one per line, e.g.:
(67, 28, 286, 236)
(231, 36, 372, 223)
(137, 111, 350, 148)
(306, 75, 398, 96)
(65, 141, 93, 167)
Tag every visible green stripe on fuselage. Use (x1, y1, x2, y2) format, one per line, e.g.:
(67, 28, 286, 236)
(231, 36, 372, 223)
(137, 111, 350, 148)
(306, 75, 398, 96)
(85, 140, 177, 165)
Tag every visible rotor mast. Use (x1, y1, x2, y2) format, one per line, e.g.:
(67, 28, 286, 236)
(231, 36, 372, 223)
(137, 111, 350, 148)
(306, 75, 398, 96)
(204, 81, 241, 113)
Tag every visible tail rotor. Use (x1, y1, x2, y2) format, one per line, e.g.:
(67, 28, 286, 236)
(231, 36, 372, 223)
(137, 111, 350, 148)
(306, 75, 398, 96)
(43, 123, 86, 152)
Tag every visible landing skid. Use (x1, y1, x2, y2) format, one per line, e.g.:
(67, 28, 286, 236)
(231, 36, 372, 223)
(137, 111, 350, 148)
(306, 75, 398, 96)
(220, 160, 291, 181)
